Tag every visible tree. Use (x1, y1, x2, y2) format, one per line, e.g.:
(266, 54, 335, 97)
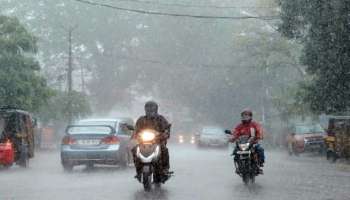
(0, 15, 51, 112)
(38, 90, 91, 125)
(279, 0, 350, 114)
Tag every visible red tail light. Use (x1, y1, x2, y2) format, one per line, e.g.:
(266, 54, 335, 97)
(101, 135, 119, 145)
(62, 136, 76, 145)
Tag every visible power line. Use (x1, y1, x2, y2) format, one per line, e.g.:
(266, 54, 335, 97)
(105, 0, 276, 9)
(74, 0, 279, 20)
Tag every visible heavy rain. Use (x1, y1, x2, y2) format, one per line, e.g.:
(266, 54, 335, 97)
(0, 0, 349, 199)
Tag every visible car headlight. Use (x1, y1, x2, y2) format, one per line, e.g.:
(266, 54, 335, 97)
(141, 130, 156, 142)
(239, 143, 249, 151)
(191, 136, 195, 143)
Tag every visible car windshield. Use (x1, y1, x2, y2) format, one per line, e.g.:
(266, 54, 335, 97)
(295, 124, 324, 134)
(67, 126, 113, 135)
(202, 127, 223, 135)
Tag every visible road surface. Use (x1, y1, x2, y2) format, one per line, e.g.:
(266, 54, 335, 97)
(1, 145, 349, 200)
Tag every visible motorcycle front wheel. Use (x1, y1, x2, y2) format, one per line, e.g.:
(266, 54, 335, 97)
(143, 172, 152, 192)
(242, 173, 250, 185)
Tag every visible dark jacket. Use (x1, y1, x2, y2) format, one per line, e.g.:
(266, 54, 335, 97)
(133, 115, 171, 141)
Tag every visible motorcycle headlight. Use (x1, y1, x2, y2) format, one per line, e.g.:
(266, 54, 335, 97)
(141, 130, 156, 142)
(239, 143, 250, 151)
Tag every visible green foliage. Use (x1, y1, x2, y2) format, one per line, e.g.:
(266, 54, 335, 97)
(279, 0, 350, 114)
(38, 90, 91, 125)
(0, 15, 51, 112)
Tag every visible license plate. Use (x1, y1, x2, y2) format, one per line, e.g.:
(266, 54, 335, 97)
(237, 151, 250, 154)
(77, 139, 100, 145)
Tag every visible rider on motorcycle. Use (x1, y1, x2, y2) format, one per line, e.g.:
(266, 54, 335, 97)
(230, 109, 265, 174)
(131, 101, 171, 182)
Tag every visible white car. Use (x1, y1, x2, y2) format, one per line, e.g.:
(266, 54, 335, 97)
(197, 127, 229, 148)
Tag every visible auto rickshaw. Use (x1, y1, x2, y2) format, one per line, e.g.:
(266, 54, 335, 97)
(325, 116, 350, 163)
(0, 106, 35, 168)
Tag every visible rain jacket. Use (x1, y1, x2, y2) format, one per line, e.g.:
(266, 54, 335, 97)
(231, 121, 263, 144)
(132, 115, 171, 141)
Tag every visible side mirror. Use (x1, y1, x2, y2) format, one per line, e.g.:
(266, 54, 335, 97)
(224, 130, 232, 134)
(126, 124, 135, 131)
(120, 123, 134, 131)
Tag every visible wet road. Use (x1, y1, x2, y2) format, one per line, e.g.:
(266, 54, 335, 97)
(1, 145, 349, 200)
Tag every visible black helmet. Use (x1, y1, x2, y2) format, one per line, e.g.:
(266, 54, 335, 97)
(145, 101, 158, 117)
(241, 109, 253, 123)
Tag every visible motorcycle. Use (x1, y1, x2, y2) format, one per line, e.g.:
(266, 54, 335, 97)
(135, 129, 171, 191)
(225, 130, 260, 185)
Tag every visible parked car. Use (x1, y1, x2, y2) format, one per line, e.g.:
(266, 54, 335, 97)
(286, 123, 325, 155)
(60, 118, 134, 171)
(197, 126, 229, 148)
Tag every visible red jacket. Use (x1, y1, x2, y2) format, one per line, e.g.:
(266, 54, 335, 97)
(231, 121, 263, 143)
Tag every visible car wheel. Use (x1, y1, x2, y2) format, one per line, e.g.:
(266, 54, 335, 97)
(86, 162, 94, 169)
(62, 161, 74, 172)
(3, 164, 12, 169)
(197, 141, 203, 148)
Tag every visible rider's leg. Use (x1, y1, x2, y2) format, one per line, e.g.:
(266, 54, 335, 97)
(131, 147, 142, 181)
(255, 144, 265, 166)
(232, 146, 239, 173)
(161, 144, 170, 172)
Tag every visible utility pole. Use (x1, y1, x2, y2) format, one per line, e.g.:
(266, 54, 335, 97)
(66, 25, 78, 124)
(80, 63, 86, 94)
(68, 28, 73, 93)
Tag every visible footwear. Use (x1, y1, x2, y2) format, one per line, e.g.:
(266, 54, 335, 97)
(235, 168, 240, 174)
(258, 168, 264, 175)
(134, 174, 141, 182)
(161, 174, 169, 183)
(163, 168, 170, 176)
